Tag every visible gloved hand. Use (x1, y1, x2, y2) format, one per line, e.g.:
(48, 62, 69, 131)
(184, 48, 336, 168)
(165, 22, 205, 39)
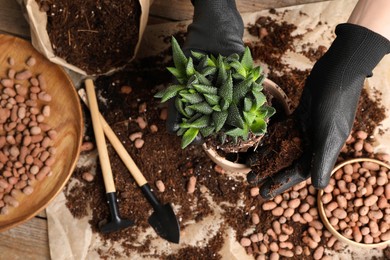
(166, 0, 245, 134)
(255, 23, 390, 199)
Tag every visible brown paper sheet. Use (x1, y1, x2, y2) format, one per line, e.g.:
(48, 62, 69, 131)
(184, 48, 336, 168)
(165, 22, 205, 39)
(20, 0, 152, 76)
(46, 0, 389, 259)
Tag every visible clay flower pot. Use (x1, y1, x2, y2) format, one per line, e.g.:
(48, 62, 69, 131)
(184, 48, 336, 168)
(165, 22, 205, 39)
(202, 78, 293, 173)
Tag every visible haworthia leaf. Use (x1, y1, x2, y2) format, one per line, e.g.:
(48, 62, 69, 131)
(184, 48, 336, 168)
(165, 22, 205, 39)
(227, 103, 244, 129)
(252, 91, 266, 110)
(193, 84, 218, 95)
(250, 117, 267, 135)
(244, 97, 253, 112)
(202, 67, 217, 77)
(171, 37, 188, 75)
(188, 101, 213, 115)
(197, 56, 208, 72)
(200, 126, 215, 137)
(182, 128, 199, 149)
(250, 66, 262, 81)
(218, 73, 233, 103)
(255, 74, 265, 84)
(212, 110, 228, 132)
(167, 67, 184, 79)
(216, 56, 227, 87)
(186, 75, 199, 88)
(230, 60, 246, 78)
(186, 57, 195, 77)
(191, 51, 206, 60)
(154, 85, 185, 103)
(241, 46, 254, 70)
(260, 106, 276, 119)
(232, 77, 253, 103)
(204, 94, 220, 106)
(180, 92, 204, 104)
(232, 72, 245, 81)
(252, 81, 263, 92)
(218, 133, 227, 145)
(226, 53, 240, 62)
(177, 127, 186, 136)
(212, 105, 222, 112)
(184, 107, 194, 117)
(182, 115, 210, 128)
(195, 71, 211, 85)
(175, 98, 190, 118)
(220, 98, 230, 111)
(243, 111, 256, 125)
(209, 54, 217, 67)
(225, 127, 245, 137)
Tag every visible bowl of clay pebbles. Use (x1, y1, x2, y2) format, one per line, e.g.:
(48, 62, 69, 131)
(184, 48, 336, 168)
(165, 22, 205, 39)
(318, 158, 390, 248)
(0, 35, 83, 231)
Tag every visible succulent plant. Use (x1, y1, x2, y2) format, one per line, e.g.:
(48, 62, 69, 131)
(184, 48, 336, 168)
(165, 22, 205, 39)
(155, 37, 275, 149)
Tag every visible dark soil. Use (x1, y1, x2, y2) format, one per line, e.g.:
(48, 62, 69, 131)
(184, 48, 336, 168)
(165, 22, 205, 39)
(35, 0, 141, 75)
(63, 9, 389, 260)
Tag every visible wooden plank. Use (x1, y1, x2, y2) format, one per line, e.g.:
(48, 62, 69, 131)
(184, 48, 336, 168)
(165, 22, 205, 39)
(0, 217, 50, 260)
(150, 0, 330, 21)
(0, 0, 30, 38)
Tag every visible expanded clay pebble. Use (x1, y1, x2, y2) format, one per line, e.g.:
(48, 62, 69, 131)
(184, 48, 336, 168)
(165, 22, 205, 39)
(322, 160, 390, 244)
(0, 56, 57, 214)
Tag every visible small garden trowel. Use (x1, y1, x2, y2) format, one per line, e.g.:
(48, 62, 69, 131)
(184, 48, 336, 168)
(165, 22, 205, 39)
(85, 79, 134, 233)
(79, 88, 180, 244)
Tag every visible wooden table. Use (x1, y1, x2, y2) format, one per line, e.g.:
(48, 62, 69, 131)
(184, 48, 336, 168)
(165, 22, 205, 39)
(0, 0, 329, 259)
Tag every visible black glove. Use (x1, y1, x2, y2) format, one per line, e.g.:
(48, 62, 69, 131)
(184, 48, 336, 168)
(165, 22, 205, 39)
(166, 0, 245, 133)
(256, 23, 390, 199)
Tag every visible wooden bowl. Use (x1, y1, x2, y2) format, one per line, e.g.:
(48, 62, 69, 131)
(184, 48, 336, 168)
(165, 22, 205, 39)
(0, 34, 83, 232)
(317, 158, 390, 249)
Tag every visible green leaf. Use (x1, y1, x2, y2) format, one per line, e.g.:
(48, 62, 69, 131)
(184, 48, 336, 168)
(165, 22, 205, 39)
(220, 98, 230, 111)
(193, 84, 218, 95)
(202, 67, 217, 77)
(250, 66, 262, 81)
(212, 110, 228, 132)
(260, 106, 276, 119)
(196, 56, 208, 72)
(167, 67, 184, 79)
(180, 92, 204, 104)
(209, 54, 217, 67)
(181, 115, 210, 128)
(232, 72, 245, 81)
(188, 102, 213, 115)
(216, 56, 227, 87)
(225, 53, 240, 63)
(232, 78, 253, 103)
(177, 127, 186, 136)
(186, 57, 195, 77)
(200, 126, 215, 137)
(191, 51, 205, 60)
(195, 71, 211, 85)
(184, 107, 194, 117)
(250, 117, 267, 135)
(227, 104, 244, 129)
(243, 111, 256, 124)
(171, 37, 188, 74)
(218, 73, 233, 103)
(212, 105, 222, 111)
(252, 81, 263, 92)
(175, 98, 190, 118)
(255, 74, 265, 84)
(186, 75, 199, 88)
(154, 85, 185, 103)
(204, 94, 220, 106)
(244, 98, 253, 112)
(182, 128, 199, 149)
(219, 133, 227, 145)
(225, 127, 245, 137)
(230, 60, 246, 78)
(241, 47, 254, 70)
(252, 91, 266, 109)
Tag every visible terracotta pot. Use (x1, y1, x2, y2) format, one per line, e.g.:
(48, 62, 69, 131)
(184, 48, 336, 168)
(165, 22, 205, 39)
(202, 78, 293, 174)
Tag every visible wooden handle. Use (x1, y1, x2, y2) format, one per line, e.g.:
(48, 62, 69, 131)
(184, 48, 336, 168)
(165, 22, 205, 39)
(85, 79, 116, 193)
(79, 88, 148, 187)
